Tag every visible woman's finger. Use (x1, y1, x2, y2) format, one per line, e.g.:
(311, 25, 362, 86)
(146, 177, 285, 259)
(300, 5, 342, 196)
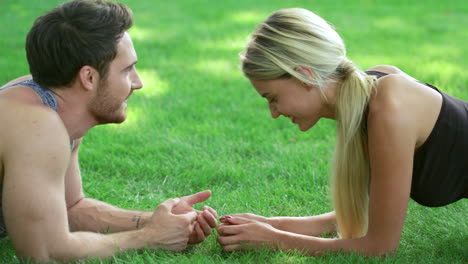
(222, 244, 242, 252)
(217, 233, 243, 246)
(222, 216, 254, 225)
(217, 224, 243, 236)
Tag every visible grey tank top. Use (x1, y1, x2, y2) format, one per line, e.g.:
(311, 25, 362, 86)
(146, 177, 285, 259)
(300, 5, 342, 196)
(0, 78, 59, 239)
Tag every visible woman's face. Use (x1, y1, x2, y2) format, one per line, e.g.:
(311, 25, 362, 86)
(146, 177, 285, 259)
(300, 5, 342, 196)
(251, 77, 334, 131)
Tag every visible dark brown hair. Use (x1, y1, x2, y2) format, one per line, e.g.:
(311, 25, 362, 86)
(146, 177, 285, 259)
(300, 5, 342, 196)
(26, 0, 133, 88)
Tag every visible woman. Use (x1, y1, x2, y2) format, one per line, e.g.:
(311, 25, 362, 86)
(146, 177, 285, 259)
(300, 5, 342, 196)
(216, 8, 467, 256)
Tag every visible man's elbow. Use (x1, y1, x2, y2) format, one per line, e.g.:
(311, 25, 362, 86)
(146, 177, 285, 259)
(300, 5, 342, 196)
(15, 236, 76, 263)
(16, 248, 52, 263)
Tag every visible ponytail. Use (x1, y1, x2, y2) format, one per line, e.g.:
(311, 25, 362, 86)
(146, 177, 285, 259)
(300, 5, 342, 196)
(332, 59, 376, 238)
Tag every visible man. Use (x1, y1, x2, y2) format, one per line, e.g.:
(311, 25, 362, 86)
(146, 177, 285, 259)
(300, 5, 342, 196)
(0, 0, 217, 262)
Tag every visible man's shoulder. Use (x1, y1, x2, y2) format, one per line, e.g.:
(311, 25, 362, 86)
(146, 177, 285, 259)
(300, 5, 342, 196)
(0, 99, 69, 154)
(0, 75, 33, 89)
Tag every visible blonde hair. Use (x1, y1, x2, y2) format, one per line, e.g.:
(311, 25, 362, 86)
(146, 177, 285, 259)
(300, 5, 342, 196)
(241, 8, 376, 238)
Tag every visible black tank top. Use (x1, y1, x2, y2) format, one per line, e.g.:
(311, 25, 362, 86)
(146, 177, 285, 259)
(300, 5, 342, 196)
(366, 71, 468, 207)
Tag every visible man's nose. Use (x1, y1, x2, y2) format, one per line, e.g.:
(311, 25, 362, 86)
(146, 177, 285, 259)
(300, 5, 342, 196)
(132, 70, 143, 90)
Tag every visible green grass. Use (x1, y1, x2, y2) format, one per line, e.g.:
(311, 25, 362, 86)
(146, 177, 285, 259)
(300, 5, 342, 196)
(0, 0, 467, 263)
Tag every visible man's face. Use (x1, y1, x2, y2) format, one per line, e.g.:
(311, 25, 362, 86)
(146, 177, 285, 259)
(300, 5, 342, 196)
(88, 32, 143, 124)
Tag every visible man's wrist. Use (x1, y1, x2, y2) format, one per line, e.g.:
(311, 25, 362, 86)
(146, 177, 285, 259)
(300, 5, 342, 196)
(132, 212, 152, 230)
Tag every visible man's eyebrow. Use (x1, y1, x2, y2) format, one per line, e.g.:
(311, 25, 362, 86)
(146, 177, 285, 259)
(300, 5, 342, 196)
(261, 92, 270, 98)
(123, 61, 137, 71)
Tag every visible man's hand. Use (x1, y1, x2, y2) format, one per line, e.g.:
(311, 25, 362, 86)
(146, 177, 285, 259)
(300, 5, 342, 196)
(143, 198, 197, 251)
(171, 190, 218, 244)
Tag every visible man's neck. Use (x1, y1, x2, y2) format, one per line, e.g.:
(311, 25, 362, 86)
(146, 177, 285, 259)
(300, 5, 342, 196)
(50, 85, 98, 140)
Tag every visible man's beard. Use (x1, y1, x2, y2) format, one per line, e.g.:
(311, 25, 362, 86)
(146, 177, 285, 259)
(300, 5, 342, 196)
(88, 80, 127, 124)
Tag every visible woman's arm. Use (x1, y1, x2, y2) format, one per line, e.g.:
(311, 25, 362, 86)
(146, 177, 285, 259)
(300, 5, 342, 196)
(226, 212, 336, 237)
(269, 212, 336, 236)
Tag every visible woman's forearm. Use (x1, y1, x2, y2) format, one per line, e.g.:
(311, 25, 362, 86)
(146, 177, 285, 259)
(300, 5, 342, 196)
(67, 198, 152, 233)
(268, 211, 337, 236)
(274, 230, 395, 257)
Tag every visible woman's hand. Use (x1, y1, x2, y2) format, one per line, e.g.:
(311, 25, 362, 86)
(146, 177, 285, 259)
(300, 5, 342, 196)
(227, 213, 270, 224)
(216, 216, 280, 252)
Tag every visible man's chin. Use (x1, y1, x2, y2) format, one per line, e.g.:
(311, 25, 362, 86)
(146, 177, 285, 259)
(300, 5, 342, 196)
(298, 123, 312, 132)
(96, 112, 127, 125)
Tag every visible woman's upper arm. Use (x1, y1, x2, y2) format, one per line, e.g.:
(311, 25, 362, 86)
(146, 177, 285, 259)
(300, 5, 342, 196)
(365, 78, 419, 253)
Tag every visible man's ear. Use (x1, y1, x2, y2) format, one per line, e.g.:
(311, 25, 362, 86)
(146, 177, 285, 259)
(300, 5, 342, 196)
(77, 65, 99, 91)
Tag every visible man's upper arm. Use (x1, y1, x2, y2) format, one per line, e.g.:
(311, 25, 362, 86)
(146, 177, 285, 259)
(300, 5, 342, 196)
(65, 138, 85, 209)
(2, 106, 72, 258)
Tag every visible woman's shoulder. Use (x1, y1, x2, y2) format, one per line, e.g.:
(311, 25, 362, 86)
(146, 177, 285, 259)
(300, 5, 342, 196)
(367, 65, 402, 74)
(366, 65, 418, 82)
(367, 68, 415, 114)
(366, 65, 443, 148)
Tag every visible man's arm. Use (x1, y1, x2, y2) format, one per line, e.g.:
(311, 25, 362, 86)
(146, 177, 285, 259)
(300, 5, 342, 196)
(65, 139, 217, 237)
(2, 106, 196, 262)
(65, 138, 152, 233)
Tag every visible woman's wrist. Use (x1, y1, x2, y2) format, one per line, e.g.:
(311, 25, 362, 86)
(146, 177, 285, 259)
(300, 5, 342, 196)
(266, 217, 281, 230)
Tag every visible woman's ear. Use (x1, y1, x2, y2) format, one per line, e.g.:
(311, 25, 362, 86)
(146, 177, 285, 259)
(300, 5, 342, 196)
(77, 65, 98, 91)
(295, 65, 315, 80)
(295, 65, 315, 90)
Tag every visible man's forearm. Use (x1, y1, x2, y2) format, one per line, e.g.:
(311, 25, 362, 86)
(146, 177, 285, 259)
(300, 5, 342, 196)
(67, 198, 152, 233)
(44, 229, 149, 262)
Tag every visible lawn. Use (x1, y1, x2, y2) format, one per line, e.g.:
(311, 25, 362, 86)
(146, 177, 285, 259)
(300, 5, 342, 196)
(0, 0, 467, 263)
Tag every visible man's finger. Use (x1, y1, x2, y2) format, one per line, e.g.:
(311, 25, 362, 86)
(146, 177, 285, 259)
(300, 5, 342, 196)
(194, 222, 205, 243)
(180, 210, 198, 222)
(197, 213, 212, 235)
(203, 206, 218, 219)
(181, 190, 211, 206)
(202, 209, 217, 227)
(158, 198, 180, 212)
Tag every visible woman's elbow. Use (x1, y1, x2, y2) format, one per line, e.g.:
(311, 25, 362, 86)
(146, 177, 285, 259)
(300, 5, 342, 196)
(362, 236, 399, 257)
